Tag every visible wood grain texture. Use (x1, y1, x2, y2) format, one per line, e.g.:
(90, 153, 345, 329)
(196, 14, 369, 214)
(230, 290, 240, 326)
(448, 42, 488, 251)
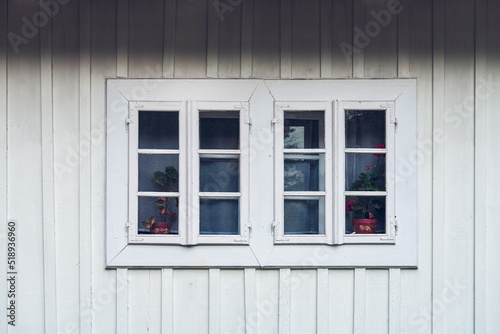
(173, 270, 209, 332)
(129, 270, 162, 333)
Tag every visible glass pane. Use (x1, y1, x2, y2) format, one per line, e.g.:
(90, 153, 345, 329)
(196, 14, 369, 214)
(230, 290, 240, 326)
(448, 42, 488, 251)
(138, 154, 179, 192)
(345, 153, 385, 191)
(200, 157, 239, 192)
(139, 111, 179, 149)
(200, 198, 239, 234)
(345, 196, 386, 234)
(200, 111, 239, 149)
(284, 154, 324, 191)
(345, 110, 385, 148)
(138, 196, 179, 234)
(284, 198, 324, 235)
(284, 111, 324, 149)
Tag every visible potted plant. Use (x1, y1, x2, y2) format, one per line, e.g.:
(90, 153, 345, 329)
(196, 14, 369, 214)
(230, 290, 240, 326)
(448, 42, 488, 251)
(346, 145, 385, 234)
(142, 166, 178, 234)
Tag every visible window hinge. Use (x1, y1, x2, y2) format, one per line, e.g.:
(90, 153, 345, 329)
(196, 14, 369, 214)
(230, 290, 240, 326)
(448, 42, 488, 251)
(272, 221, 278, 235)
(125, 118, 133, 132)
(271, 117, 279, 132)
(125, 222, 133, 237)
(394, 220, 398, 236)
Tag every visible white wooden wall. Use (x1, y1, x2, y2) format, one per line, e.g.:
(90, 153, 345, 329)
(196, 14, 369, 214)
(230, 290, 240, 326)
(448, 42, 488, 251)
(1, 0, 499, 333)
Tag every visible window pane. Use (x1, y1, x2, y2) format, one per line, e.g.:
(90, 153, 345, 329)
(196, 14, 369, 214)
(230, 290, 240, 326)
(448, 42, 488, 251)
(284, 154, 324, 191)
(345, 110, 385, 148)
(200, 157, 239, 192)
(345, 196, 386, 234)
(139, 111, 179, 149)
(284, 111, 324, 149)
(200, 111, 239, 149)
(138, 196, 179, 235)
(284, 198, 324, 235)
(199, 198, 239, 234)
(345, 153, 385, 191)
(138, 155, 179, 192)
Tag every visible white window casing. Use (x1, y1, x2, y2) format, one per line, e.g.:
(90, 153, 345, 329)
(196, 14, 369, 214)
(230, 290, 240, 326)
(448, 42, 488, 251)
(106, 79, 417, 268)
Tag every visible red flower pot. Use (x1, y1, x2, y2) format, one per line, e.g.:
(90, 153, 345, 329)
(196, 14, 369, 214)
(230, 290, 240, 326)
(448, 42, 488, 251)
(352, 219, 377, 234)
(151, 222, 173, 234)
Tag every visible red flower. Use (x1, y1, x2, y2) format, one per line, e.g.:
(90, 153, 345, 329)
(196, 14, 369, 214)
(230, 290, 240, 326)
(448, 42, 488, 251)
(373, 144, 386, 157)
(346, 201, 354, 211)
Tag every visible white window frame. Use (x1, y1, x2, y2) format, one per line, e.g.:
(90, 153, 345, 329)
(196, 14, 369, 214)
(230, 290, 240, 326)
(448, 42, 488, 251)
(106, 79, 417, 268)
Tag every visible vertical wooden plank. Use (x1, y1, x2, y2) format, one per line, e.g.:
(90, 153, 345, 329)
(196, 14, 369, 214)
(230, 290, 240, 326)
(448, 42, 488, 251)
(91, 1, 118, 332)
(39, 0, 57, 332)
(353, 268, 366, 334)
(279, 268, 291, 334)
(79, 0, 92, 332)
(255, 269, 279, 333)
(329, 270, 354, 334)
(128, 0, 164, 77)
(244, 268, 257, 333)
(209, 269, 221, 333)
(7, 1, 45, 331)
(116, 269, 128, 334)
(397, 0, 410, 77)
(280, 0, 292, 78)
(218, 0, 242, 78)
(400, 0, 433, 332)
(332, 0, 353, 78)
(129, 270, 162, 333)
(365, 270, 389, 334)
(320, 0, 333, 78)
(252, 0, 280, 78)
(389, 269, 401, 334)
(290, 270, 317, 332)
(52, 0, 81, 330)
(116, 0, 128, 77)
(240, 0, 253, 78)
(363, 0, 398, 78)
(352, 0, 365, 77)
(163, 0, 177, 78)
(173, 270, 209, 333)
(291, 0, 321, 78)
(220, 270, 245, 333)
(0, 0, 7, 330)
(162, 269, 174, 334)
(207, 0, 219, 78)
(174, 0, 208, 78)
(316, 269, 329, 333)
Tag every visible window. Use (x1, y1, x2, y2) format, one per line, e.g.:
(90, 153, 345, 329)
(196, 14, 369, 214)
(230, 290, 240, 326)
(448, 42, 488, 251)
(106, 79, 417, 267)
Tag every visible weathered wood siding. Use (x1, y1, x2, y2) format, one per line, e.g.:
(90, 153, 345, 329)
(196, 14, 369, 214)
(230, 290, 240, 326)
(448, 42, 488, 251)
(1, 0, 499, 333)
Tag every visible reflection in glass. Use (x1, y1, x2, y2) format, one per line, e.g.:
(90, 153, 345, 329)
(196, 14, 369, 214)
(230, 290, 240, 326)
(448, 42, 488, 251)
(200, 157, 239, 192)
(200, 199, 239, 234)
(345, 153, 385, 191)
(284, 111, 324, 149)
(138, 154, 179, 192)
(284, 198, 324, 234)
(345, 196, 386, 234)
(139, 111, 179, 149)
(200, 111, 239, 149)
(138, 196, 179, 234)
(345, 110, 385, 148)
(284, 154, 324, 191)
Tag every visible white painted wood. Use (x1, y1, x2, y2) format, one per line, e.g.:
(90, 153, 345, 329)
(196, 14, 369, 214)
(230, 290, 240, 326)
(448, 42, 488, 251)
(39, 1, 57, 333)
(353, 269, 366, 334)
(279, 269, 291, 333)
(389, 268, 401, 334)
(352, 0, 365, 78)
(240, 0, 253, 78)
(220, 270, 245, 333)
(255, 270, 280, 332)
(116, 0, 128, 77)
(244, 268, 257, 333)
(332, 0, 353, 78)
(209, 269, 221, 333)
(173, 270, 209, 333)
(365, 270, 389, 334)
(218, 0, 242, 78)
(207, 0, 219, 78)
(163, 0, 177, 78)
(161, 269, 174, 334)
(280, 0, 292, 78)
(290, 270, 317, 333)
(329, 270, 355, 334)
(129, 270, 162, 333)
(252, 0, 280, 78)
(116, 269, 128, 334)
(320, 0, 333, 78)
(316, 269, 329, 333)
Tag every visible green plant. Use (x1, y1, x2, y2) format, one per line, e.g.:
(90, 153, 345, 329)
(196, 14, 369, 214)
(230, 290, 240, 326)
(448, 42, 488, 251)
(142, 166, 178, 228)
